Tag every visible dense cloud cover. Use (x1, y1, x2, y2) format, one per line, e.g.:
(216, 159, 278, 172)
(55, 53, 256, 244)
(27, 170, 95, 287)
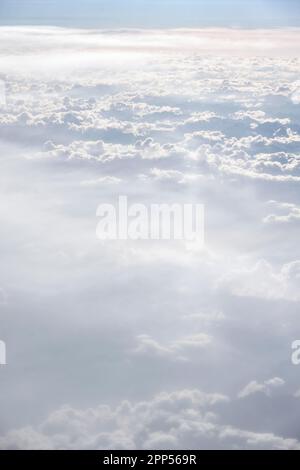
(0, 27, 300, 449)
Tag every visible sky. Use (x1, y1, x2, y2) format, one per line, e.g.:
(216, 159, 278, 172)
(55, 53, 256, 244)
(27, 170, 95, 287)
(0, 0, 300, 28)
(1, 0, 300, 453)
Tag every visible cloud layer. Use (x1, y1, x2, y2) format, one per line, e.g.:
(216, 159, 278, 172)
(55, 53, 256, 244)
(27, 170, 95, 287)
(0, 27, 300, 449)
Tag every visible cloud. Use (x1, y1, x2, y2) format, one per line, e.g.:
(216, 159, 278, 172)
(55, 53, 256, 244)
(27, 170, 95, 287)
(263, 200, 300, 224)
(238, 377, 285, 398)
(1, 26, 300, 450)
(80, 176, 122, 187)
(132, 333, 212, 362)
(2, 388, 300, 450)
(218, 259, 300, 301)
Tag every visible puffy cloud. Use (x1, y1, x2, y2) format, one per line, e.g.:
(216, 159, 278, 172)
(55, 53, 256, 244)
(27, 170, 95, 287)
(80, 176, 122, 187)
(263, 200, 300, 224)
(132, 333, 212, 362)
(238, 377, 285, 398)
(1, 388, 300, 450)
(218, 259, 300, 301)
(1, 26, 300, 450)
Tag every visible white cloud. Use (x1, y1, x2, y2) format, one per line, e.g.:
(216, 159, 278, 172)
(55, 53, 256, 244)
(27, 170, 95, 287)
(238, 378, 285, 399)
(263, 200, 300, 224)
(132, 333, 212, 362)
(1, 26, 300, 450)
(80, 176, 122, 186)
(1, 388, 299, 450)
(218, 259, 300, 301)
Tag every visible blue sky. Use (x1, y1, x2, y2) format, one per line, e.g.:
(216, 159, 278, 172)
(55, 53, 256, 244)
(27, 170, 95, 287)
(0, 0, 300, 28)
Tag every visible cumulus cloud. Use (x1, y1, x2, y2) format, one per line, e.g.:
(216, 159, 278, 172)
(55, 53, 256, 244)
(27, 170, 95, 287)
(132, 333, 212, 362)
(2, 388, 300, 450)
(263, 200, 300, 224)
(238, 378, 285, 399)
(1, 26, 300, 450)
(218, 259, 300, 301)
